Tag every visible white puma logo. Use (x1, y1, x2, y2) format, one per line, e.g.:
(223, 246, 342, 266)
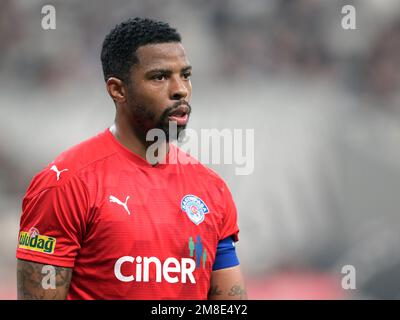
(109, 195, 131, 215)
(50, 165, 68, 181)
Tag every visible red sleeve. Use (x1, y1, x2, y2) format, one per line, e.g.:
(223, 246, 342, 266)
(219, 181, 240, 242)
(16, 173, 89, 268)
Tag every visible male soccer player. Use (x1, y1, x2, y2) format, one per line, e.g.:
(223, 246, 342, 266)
(16, 17, 247, 300)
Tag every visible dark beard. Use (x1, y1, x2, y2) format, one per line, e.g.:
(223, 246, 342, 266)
(127, 91, 192, 142)
(157, 101, 192, 142)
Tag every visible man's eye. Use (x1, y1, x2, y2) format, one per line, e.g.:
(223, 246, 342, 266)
(183, 72, 192, 79)
(153, 74, 166, 81)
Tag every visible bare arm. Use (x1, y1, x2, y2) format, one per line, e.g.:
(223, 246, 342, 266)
(208, 265, 247, 300)
(17, 259, 72, 300)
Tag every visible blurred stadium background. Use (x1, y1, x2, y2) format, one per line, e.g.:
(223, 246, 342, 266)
(1, 0, 400, 299)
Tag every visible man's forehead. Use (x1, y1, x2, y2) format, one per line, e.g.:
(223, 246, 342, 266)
(135, 42, 189, 69)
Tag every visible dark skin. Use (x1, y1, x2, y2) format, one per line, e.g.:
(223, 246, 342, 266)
(17, 42, 247, 300)
(107, 42, 193, 161)
(17, 259, 72, 300)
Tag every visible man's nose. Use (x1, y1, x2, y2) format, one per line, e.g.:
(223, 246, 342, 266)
(170, 76, 189, 100)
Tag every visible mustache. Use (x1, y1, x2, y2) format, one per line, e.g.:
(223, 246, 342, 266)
(169, 100, 191, 112)
(162, 100, 192, 118)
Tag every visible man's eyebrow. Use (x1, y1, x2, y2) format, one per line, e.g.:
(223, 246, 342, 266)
(145, 65, 192, 76)
(146, 68, 171, 75)
(181, 65, 192, 72)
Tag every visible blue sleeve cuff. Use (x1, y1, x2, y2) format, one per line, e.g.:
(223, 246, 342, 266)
(212, 236, 240, 271)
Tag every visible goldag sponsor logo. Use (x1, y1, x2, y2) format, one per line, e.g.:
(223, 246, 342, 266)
(114, 256, 196, 284)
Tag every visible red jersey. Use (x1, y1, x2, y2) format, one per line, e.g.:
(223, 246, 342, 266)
(16, 128, 239, 300)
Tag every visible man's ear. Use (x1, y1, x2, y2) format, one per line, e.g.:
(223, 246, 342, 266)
(106, 77, 128, 103)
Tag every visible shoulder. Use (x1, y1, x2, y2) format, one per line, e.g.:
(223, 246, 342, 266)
(25, 129, 116, 199)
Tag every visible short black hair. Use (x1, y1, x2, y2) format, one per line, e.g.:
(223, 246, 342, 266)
(101, 17, 181, 83)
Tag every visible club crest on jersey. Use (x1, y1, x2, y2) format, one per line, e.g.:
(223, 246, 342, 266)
(181, 195, 209, 225)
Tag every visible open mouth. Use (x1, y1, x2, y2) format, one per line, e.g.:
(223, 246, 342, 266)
(168, 104, 190, 125)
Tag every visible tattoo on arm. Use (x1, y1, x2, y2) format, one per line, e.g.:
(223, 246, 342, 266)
(208, 285, 223, 297)
(228, 285, 247, 300)
(208, 266, 248, 300)
(17, 259, 72, 300)
(208, 284, 247, 300)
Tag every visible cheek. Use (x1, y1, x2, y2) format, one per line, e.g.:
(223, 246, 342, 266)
(186, 82, 193, 99)
(132, 87, 169, 117)
(131, 85, 163, 105)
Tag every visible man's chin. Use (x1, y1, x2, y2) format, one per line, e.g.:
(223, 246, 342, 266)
(158, 120, 188, 141)
(165, 125, 187, 142)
